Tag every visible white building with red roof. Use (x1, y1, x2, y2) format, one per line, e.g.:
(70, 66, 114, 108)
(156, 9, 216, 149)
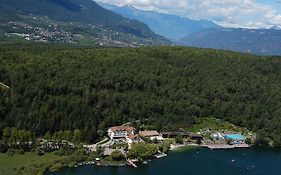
(108, 126, 136, 140)
(108, 126, 143, 147)
(139, 130, 164, 141)
(126, 134, 142, 145)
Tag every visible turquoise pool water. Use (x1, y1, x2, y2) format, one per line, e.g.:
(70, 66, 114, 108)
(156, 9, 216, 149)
(224, 134, 245, 140)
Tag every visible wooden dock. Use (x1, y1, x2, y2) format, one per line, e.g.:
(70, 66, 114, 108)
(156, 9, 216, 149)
(127, 159, 138, 168)
(155, 153, 167, 158)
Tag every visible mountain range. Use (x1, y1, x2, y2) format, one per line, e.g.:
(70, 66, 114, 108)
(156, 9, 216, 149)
(177, 27, 281, 55)
(100, 3, 219, 41)
(0, 0, 170, 46)
(1, 0, 281, 55)
(101, 2, 281, 55)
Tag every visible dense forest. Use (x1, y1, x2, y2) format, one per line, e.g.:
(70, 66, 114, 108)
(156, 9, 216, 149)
(1, 43, 281, 146)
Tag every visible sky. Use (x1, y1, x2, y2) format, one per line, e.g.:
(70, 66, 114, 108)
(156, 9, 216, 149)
(95, 0, 281, 28)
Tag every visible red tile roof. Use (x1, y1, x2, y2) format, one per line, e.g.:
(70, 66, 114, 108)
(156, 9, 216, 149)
(110, 126, 136, 132)
(127, 134, 140, 140)
(139, 131, 160, 137)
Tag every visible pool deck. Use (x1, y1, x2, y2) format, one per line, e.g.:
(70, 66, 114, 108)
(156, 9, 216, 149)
(224, 134, 246, 140)
(202, 143, 251, 150)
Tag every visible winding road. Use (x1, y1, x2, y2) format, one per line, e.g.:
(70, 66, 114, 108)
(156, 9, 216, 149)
(0, 82, 10, 89)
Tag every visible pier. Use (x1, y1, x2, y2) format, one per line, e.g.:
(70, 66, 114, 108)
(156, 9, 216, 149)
(155, 153, 167, 159)
(127, 159, 138, 168)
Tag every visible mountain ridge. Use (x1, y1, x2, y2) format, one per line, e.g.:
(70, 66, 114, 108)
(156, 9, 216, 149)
(0, 0, 170, 46)
(100, 2, 219, 41)
(177, 27, 281, 55)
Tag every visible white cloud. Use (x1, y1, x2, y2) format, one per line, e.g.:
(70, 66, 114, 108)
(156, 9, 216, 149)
(96, 0, 281, 28)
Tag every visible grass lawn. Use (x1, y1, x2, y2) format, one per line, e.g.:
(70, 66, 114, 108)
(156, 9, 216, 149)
(0, 152, 66, 175)
(189, 117, 248, 133)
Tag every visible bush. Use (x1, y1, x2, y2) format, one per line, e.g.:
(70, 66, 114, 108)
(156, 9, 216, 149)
(0, 142, 9, 153)
(68, 162, 77, 168)
(127, 143, 158, 161)
(49, 162, 63, 172)
(175, 136, 183, 144)
(110, 143, 128, 150)
(160, 140, 172, 153)
(74, 149, 87, 156)
(245, 138, 252, 145)
(110, 150, 124, 161)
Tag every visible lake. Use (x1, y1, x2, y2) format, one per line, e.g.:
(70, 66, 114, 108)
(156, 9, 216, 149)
(47, 147, 281, 175)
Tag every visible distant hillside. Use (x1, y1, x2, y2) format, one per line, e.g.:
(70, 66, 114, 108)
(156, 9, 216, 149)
(177, 27, 281, 55)
(100, 3, 219, 41)
(0, 0, 170, 46)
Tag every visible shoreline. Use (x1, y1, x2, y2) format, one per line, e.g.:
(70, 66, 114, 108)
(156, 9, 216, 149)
(48, 144, 253, 173)
(42, 142, 253, 175)
(43, 144, 257, 174)
(170, 143, 201, 151)
(76, 160, 127, 167)
(201, 143, 251, 150)
(44, 147, 281, 175)
(170, 143, 252, 152)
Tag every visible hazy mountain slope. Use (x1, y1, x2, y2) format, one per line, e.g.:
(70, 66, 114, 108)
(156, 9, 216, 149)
(100, 3, 219, 41)
(178, 27, 281, 55)
(0, 0, 170, 46)
(0, 5, 21, 22)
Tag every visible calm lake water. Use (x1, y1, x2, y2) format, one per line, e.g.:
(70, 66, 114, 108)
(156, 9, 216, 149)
(47, 147, 281, 175)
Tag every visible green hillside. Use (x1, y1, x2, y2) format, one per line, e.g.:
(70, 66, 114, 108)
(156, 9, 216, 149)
(0, 0, 170, 46)
(0, 44, 281, 146)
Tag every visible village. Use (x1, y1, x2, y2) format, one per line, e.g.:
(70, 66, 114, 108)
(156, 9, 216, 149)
(3, 19, 148, 47)
(5, 21, 81, 44)
(76, 122, 254, 168)
(30, 119, 255, 168)
(0, 117, 255, 169)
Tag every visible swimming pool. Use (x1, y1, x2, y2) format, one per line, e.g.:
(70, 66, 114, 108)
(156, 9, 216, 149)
(224, 134, 245, 140)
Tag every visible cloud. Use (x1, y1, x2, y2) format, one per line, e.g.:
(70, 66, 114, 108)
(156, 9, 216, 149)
(96, 0, 281, 28)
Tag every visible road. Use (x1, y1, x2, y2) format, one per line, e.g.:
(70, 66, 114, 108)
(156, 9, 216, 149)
(0, 82, 10, 89)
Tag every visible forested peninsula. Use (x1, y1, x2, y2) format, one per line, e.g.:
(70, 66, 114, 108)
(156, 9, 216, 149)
(1, 44, 281, 147)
